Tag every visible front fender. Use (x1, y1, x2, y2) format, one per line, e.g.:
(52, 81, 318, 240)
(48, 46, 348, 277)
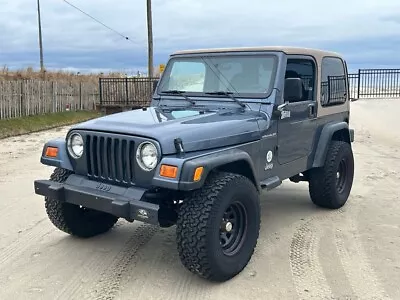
(151, 148, 259, 191)
(40, 138, 73, 171)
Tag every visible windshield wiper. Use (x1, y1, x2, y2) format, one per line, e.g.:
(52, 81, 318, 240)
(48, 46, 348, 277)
(205, 91, 246, 108)
(160, 90, 196, 105)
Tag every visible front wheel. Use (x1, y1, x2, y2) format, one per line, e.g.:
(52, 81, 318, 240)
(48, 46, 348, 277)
(176, 171, 260, 282)
(45, 167, 119, 238)
(308, 140, 354, 209)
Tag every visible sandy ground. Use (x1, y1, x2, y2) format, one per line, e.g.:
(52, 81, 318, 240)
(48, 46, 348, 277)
(0, 98, 399, 300)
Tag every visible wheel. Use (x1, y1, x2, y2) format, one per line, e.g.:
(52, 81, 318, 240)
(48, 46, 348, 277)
(176, 171, 260, 282)
(308, 140, 354, 209)
(44, 167, 119, 238)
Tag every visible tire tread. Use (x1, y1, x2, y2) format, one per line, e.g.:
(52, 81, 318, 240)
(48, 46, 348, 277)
(176, 171, 260, 281)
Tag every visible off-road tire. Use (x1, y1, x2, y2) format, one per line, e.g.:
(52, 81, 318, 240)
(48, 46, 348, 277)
(44, 167, 119, 238)
(308, 140, 354, 209)
(176, 171, 260, 282)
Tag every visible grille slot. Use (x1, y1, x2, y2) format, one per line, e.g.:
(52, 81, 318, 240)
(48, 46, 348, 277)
(86, 134, 135, 184)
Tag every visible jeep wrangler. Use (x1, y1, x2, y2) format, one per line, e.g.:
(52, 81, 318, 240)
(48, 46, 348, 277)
(34, 46, 354, 282)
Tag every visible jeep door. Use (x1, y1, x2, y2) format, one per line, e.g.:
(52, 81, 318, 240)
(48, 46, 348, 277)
(277, 56, 317, 165)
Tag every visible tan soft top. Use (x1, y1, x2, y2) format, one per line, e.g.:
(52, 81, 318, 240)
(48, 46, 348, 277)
(171, 46, 343, 60)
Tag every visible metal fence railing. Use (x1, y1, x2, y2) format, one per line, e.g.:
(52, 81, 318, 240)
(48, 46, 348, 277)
(321, 75, 347, 106)
(355, 69, 400, 99)
(99, 77, 159, 108)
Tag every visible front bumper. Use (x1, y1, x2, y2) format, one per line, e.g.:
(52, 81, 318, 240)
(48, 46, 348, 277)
(34, 174, 160, 225)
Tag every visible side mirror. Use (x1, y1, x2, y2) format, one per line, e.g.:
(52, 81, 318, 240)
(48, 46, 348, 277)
(284, 78, 303, 103)
(152, 79, 159, 93)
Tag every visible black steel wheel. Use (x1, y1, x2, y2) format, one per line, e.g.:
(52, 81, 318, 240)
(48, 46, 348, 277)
(336, 158, 348, 194)
(219, 202, 248, 256)
(308, 140, 354, 209)
(176, 171, 260, 282)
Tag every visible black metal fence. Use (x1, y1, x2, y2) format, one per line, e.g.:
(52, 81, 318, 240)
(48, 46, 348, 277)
(99, 68, 400, 107)
(353, 69, 400, 99)
(99, 77, 158, 108)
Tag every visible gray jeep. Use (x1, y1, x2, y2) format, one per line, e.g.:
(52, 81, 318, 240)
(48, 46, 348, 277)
(34, 46, 355, 282)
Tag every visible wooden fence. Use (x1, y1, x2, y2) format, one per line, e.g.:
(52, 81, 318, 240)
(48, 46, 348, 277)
(0, 80, 99, 120)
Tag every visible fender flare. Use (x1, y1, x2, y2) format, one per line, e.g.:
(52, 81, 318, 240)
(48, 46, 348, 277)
(180, 148, 260, 191)
(312, 121, 352, 168)
(151, 148, 260, 191)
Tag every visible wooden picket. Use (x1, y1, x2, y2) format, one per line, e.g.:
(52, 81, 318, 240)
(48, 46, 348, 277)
(0, 80, 99, 119)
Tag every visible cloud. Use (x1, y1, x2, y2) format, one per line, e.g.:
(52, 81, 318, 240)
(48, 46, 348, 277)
(1, 0, 400, 72)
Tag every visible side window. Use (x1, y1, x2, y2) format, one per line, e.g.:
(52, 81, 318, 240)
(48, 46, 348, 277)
(320, 57, 347, 106)
(284, 58, 316, 102)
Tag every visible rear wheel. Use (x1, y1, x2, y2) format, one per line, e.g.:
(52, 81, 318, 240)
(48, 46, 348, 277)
(176, 171, 260, 282)
(45, 167, 119, 238)
(308, 140, 354, 209)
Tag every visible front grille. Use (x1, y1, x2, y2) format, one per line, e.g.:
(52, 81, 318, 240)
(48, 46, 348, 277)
(86, 134, 135, 184)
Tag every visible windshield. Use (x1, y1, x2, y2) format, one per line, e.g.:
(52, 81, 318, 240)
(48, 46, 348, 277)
(157, 54, 277, 98)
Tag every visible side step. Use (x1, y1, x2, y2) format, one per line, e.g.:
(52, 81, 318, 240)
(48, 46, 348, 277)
(260, 176, 281, 190)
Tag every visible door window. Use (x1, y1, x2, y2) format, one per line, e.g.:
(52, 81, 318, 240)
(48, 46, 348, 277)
(284, 58, 316, 102)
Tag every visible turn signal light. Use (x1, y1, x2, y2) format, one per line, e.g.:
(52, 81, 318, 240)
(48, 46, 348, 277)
(193, 166, 204, 182)
(45, 146, 58, 158)
(160, 164, 178, 178)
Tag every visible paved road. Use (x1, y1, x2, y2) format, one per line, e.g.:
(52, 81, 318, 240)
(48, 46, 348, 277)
(0, 98, 399, 300)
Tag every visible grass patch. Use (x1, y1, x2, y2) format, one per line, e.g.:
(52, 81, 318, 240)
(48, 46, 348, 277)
(0, 110, 102, 139)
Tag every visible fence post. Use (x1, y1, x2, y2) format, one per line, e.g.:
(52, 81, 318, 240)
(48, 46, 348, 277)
(125, 77, 129, 106)
(79, 81, 82, 110)
(52, 81, 55, 113)
(99, 78, 102, 106)
(357, 69, 361, 99)
(20, 81, 24, 117)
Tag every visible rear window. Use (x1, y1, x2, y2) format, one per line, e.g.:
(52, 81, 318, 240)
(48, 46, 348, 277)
(320, 57, 348, 106)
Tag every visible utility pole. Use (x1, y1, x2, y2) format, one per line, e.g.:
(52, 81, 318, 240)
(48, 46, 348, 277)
(37, 0, 44, 72)
(146, 0, 154, 78)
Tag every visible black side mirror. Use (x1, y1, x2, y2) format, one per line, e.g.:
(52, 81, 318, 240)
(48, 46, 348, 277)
(152, 79, 159, 93)
(284, 78, 303, 103)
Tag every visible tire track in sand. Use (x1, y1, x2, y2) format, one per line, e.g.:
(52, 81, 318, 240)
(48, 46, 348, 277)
(334, 212, 391, 300)
(332, 149, 395, 300)
(116, 227, 214, 300)
(0, 218, 54, 267)
(82, 224, 158, 300)
(53, 221, 128, 300)
(289, 220, 333, 299)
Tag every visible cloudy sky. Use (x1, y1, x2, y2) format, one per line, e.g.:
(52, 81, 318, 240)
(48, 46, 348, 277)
(1, 0, 400, 74)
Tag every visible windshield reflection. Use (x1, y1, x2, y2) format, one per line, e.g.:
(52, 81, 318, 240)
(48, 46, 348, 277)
(158, 54, 277, 98)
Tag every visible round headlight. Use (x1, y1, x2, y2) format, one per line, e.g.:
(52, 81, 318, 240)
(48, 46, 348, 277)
(136, 142, 158, 171)
(67, 133, 84, 159)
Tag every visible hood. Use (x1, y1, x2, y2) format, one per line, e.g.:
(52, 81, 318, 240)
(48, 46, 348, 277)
(72, 106, 264, 154)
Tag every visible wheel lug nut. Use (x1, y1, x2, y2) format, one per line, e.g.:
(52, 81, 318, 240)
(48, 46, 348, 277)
(225, 221, 233, 232)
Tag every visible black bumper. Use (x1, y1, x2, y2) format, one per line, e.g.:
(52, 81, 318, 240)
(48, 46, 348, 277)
(34, 174, 160, 225)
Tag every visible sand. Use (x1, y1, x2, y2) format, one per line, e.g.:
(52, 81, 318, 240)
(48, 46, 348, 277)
(0, 98, 399, 300)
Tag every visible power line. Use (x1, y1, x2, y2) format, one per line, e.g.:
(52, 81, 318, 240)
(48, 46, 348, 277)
(62, 0, 135, 43)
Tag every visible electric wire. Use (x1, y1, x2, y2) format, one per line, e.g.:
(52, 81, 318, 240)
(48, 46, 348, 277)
(62, 0, 135, 43)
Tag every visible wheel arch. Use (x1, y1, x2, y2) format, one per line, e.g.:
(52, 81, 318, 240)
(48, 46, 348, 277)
(312, 121, 353, 168)
(215, 159, 258, 190)
(179, 149, 261, 192)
